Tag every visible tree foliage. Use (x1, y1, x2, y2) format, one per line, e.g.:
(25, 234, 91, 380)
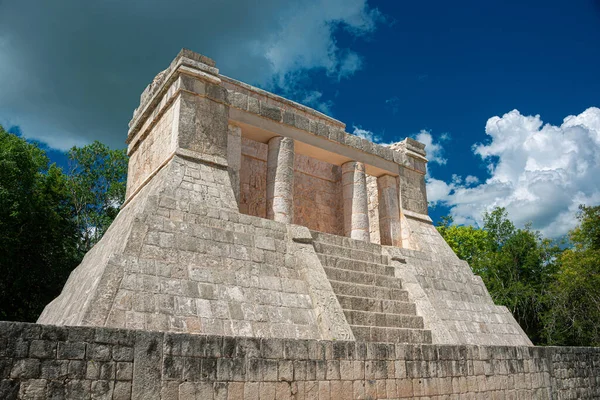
(67, 141, 128, 253)
(542, 205, 600, 346)
(0, 127, 79, 321)
(0, 127, 128, 321)
(437, 206, 599, 346)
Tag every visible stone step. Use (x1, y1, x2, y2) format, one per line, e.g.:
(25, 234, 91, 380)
(344, 310, 425, 329)
(318, 254, 395, 277)
(329, 280, 409, 302)
(311, 230, 383, 254)
(323, 267, 403, 289)
(351, 325, 433, 344)
(336, 295, 417, 315)
(313, 242, 388, 265)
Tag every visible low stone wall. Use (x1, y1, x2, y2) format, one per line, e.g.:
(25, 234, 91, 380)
(1, 322, 599, 399)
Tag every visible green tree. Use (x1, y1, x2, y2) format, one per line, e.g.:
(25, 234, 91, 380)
(67, 141, 128, 253)
(543, 205, 600, 346)
(0, 126, 80, 321)
(437, 207, 560, 344)
(436, 215, 491, 272)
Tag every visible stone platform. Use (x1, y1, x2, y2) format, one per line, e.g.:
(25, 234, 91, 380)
(1, 322, 599, 399)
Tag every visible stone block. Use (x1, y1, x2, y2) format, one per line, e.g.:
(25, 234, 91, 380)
(294, 114, 310, 131)
(18, 379, 46, 399)
(117, 362, 133, 380)
(0, 359, 12, 379)
(68, 360, 86, 379)
(40, 359, 68, 379)
(260, 359, 279, 381)
(260, 102, 282, 121)
(325, 360, 340, 380)
(57, 341, 86, 360)
(29, 340, 56, 359)
(40, 325, 67, 341)
(10, 359, 40, 379)
(87, 343, 112, 361)
(201, 358, 217, 381)
(230, 92, 248, 110)
(284, 339, 308, 360)
(318, 381, 330, 400)
(132, 330, 162, 400)
(114, 381, 133, 400)
(67, 326, 95, 342)
(91, 380, 114, 400)
(278, 360, 293, 382)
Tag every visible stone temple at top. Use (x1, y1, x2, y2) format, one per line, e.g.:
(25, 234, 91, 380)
(38, 49, 531, 347)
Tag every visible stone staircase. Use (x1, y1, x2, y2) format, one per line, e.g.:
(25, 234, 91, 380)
(311, 231, 432, 344)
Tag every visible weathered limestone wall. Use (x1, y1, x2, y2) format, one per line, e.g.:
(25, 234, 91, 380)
(293, 154, 343, 236)
(239, 137, 343, 236)
(37, 167, 158, 327)
(2, 321, 599, 400)
(399, 167, 428, 215)
(389, 140, 428, 216)
(239, 137, 268, 218)
(125, 103, 176, 200)
(41, 153, 355, 340)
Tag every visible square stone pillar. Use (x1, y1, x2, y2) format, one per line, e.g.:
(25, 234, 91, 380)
(342, 161, 370, 242)
(227, 124, 242, 206)
(266, 136, 295, 223)
(124, 50, 229, 202)
(377, 174, 402, 246)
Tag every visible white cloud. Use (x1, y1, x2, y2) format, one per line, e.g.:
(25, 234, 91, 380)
(298, 91, 334, 115)
(427, 177, 454, 205)
(465, 175, 479, 185)
(414, 130, 448, 165)
(0, 0, 382, 150)
(429, 107, 600, 238)
(352, 125, 382, 143)
(264, 0, 380, 89)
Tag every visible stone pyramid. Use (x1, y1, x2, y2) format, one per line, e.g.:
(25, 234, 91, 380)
(38, 49, 531, 347)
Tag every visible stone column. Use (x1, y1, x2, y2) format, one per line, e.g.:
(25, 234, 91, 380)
(266, 136, 295, 223)
(342, 161, 370, 242)
(227, 124, 242, 206)
(377, 174, 402, 246)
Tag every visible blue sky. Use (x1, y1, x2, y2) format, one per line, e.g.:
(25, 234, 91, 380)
(1, 0, 599, 237)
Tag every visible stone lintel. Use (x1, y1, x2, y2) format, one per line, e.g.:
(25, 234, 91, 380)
(230, 108, 400, 178)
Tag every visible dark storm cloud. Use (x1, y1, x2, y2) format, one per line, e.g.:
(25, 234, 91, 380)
(0, 0, 381, 149)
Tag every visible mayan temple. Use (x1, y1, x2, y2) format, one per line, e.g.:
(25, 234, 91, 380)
(2, 49, 599, 399)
